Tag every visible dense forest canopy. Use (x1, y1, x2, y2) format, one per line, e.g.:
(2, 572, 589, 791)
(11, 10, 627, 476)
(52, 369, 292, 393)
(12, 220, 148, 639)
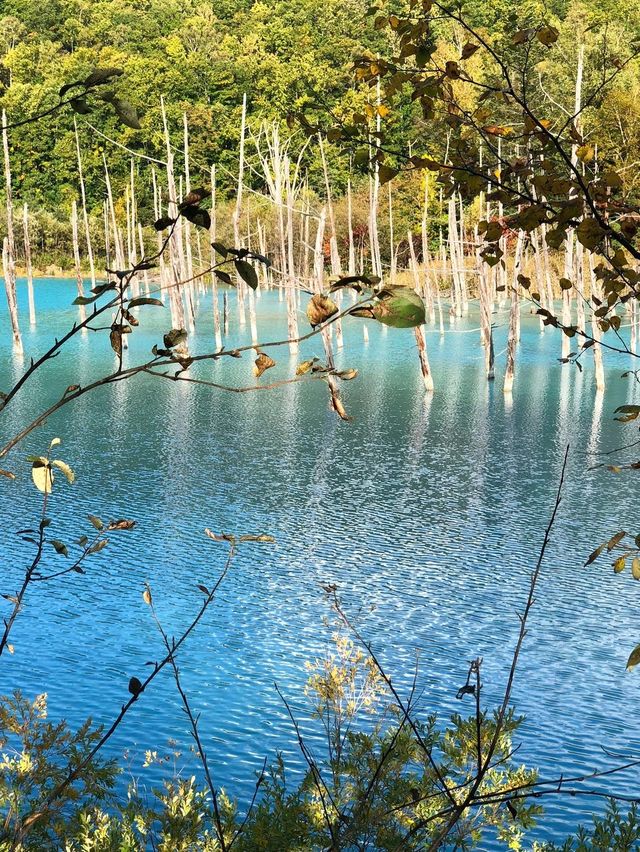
(0, 0, 638, 232)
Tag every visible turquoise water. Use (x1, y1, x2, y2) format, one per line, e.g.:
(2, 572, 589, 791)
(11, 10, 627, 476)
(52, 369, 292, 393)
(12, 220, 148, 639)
(1, 278, 640, 847)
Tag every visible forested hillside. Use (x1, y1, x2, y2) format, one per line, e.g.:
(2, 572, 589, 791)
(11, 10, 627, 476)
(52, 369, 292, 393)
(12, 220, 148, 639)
(0, 0, 638, 266)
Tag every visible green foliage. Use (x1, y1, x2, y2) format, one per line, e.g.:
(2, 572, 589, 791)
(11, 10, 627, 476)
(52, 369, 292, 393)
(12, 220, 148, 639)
(0, 631, 545, 850)
(538, 801, 640, 851)
(0, 691, 119, 847)
(0, 0, 379, 210)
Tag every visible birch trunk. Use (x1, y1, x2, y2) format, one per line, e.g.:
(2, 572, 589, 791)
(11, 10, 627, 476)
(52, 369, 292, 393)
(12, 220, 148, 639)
(2, 111, 22, 354)
(22, 203, 35, 326)
(209, 165, 222, 350)
(314, 207, 348, 419)
(160, 98, 188, 334)
(74, 120, 96, 289)
(71, 200, 87, 324)
(232, 94, 248, 325)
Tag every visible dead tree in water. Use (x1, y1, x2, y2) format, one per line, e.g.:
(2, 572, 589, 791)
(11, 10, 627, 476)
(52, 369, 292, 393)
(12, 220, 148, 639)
(160, 98, 188, 334)
(314, 207, 348, 419)
(209, 165, 223, 350)
(2, 111, 22, 355)
(22, 203, 35, 326)
(254, 123, 301, 354)
(70, 200, 87, 324)
(232, 94, 248, 327)
(74, 120, 96, 290)
(407, 230, 434, 392)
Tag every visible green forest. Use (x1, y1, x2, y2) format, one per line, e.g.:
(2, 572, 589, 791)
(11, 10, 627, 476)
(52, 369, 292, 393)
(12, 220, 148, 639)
(0, 0, 638, 266)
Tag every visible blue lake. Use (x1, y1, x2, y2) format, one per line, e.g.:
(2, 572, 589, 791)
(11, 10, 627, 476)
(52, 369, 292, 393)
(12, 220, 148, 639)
(1, 277, 640, 847)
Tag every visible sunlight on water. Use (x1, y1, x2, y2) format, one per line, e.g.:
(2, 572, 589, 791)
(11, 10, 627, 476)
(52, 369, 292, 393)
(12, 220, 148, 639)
(1, 278, 640, 846)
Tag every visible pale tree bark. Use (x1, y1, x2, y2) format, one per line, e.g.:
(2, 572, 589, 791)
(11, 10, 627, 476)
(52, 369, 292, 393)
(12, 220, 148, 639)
(74, 119, 96, 289)
(22, 203, 35, 326)
(182, 113, 196, 330)
(102, 154, 125, 271)
(562, 43, 585, 359)
(209, 164, 222, 350)
(160, 98, 188, 334)
(2, 111, 22, 355)
(421, 177, 435, 324)
(347, 178, 356, 275)
(314, 206, 348, 419)
(232, 94, 248, 326)
(408, 230, 434, 391)
(504, 285, 519, 394)
(71, 200, 87, 324)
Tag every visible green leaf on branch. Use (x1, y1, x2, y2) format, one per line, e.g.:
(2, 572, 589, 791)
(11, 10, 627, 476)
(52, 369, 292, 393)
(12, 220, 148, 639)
(128, 676, 143, 697)
(181, 205, 211, 230)
(153, 217, 174, 231)
(84, 68, 124, 88)
(111, 98, 142, 129)
(128, 297, 164, 308)
(235, 260, 258, 290)
(50, 540, 68, 557)
(576, 218, 606, 250)
(163, 328, 188, 349)
(215, 270, 233, 285)
(70, 97, 92, 115)
(536, 26, 559, 46)
(211, 242, 228, 258)
(372, 288, 426, 328)
(378, 164, 398, 185)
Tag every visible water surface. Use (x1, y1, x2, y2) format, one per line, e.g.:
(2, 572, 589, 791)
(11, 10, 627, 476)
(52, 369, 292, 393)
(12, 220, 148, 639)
(1, 278, 639, 847)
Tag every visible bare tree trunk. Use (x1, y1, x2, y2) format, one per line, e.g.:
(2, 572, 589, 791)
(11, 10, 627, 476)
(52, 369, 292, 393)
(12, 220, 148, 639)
(209, 165, 222, 350)
(575, 239, 585, 335)
(103, 200, 111, 270)
(22, 203, 35, 326)
(2, 111, 22, 354)
(347, 178, 356, 275)
(152, 169, 167, 305)
(314, 206, 348, 418)
(232, 94, 248, 326)
(504, 285, 519, 394)
(476, 225, 494, 379)
(127, 159, 140, 298)
(562, 44, 584, 359)
(71, 200, 87, 324)
(458, 193, 469, 314)
(448, 197, 463, 318)
(319, 134, 341, 276)
(369, 167, 381, 278)
(137, 222, 150, 293)
(407, 228, 434, 390)
(182, 113, 196, 330)
(74, 119, 96, 289)
(421, 177, 435, 323)
(589, 251, 605, 391)
(103, 154, 125, 271)
(160, 98, 188, 334)
(512, 228, 525, 343)
(388, 182, 396, 285)
(414, 324, 434, 392)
